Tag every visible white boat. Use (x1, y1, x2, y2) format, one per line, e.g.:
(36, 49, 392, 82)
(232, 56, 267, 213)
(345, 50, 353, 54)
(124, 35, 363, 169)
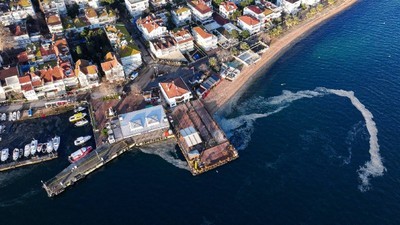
(1, 148, 9, 162)
(16, 111, 20, 120)
(68, 146, 93, 163)
(24, 144, 30, 157)
(75, 119, 89, 127)
(41, 143, 47, 153)
(12, 112, 16, 121)
(74, 106, 86, 113)
(37, 143, 43, 153)
(8, 112, 12, 121)
(12, 148, 19, 161)
(52, 136, 60, 151)
(30, 139, 38, 155)
(46, 140, 53, 153)
(74, 135, 91, 146)
(1, 113, 6, 121)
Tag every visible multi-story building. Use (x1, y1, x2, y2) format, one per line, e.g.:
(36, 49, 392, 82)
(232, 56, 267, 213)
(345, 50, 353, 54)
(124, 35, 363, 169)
(219, 1, 237, 19)
(159, 77, 193, 107)
(75, 59, 100, 88)
(282, 0, 301, 14)
(171, 29, 194, 53)
(244, 5, 266, 23)
(9, 22, 31, 49)
(187, 0, 213, 22)
(46, 13, 64, 33)
(0, 67, 21, 100)
(149, 36, 180, 58)
(101, 52, 125, 82)
(18, 75, 39, 101)
(85, 7, 117, 26)
(237, 15, 261, 34)
(191, 26, 218, 51)
(64, 0, 100, 8)
(124, 0, 149, 18)
(39, 0, 67, 15)
(172, 7, 191, 27)
(0, 0, 35, 26)
(149, 0, 167, 8)
(136, 15, 167, 40)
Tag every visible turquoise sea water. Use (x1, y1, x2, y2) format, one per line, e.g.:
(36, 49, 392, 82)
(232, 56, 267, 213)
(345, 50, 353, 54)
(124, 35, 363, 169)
(1, 0, 400, 224)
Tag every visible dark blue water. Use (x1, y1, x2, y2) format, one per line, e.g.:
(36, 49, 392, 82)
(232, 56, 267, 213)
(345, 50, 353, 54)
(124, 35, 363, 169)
(1, 0, 400, 224)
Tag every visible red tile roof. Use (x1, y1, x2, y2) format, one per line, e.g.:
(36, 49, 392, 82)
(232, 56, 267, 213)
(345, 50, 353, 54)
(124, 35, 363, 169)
(21, 83, 33, 92)
(193, 26, 212, 39)
(238, 15, 260, 26)
(0, 67, 19, 81)
(189, 0, 212, 14)
(160, 77, 190, 99)
(101, 52, 121, 72)
(18, 75, 31, 84)
(246, 5, 263, 14)
(220, 1, 237, 12)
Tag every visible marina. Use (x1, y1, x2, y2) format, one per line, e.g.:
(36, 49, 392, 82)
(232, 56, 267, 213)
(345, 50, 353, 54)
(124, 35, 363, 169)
(0, 153, 58, 172)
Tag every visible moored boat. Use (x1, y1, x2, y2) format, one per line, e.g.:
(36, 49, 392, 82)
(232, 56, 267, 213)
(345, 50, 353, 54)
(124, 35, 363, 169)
(30, 139, 38, 155)
(74, 135, 91, 146)
(37, 143, 43, 153)
(24, 144, 30, 157)
(68, 146, 93, 163)
(1, 148, 9, 162)
(8, 112, 12, 121)
(75, 119, 89, 127)
(41, 143, 47, 153)
(1, 113, 6, 121)
(74, 106, 86, 113)
(16, 111, 20, 120)
(12, 112, 16, 121)
(12, 148, 19, 161)
(46, 140, 53, 153)
(69, 113, 86, 122)
(52, 136, 60, 151)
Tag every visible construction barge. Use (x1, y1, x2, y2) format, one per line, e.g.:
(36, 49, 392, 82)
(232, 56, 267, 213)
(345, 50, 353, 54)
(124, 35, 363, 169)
(0, 153, 58, 172)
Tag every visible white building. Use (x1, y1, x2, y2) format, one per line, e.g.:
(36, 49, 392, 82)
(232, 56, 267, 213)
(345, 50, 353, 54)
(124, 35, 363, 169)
(172, 7, 191, 27)
(244, 5, 267, 23)
(159, 77, 193, 107)
(282, 0, 301, 14)
(219, 1, 237, 19)
(301, 0, 320, 5)
(191, 26, 218, 51)
(124, 0, 149, 18)
(64, 0, 100, 9)
(237, 15, 261, 34)
(136, 15, 167, 40)
(149, 0, 167, 8)
(46, 13, 64, 34)
(10, 23, 31, 49)
(101, 52, 125, 82)
(0, 67, 21, 96)
(19, 75, 39, 101)
(0, 0, 35, 26)
(39, 0, 67, 15)
(85, 7, 117, 26)
(187, 0, 213, 22)
(172, 29, 194, 53)
(75, 59, 100, 88)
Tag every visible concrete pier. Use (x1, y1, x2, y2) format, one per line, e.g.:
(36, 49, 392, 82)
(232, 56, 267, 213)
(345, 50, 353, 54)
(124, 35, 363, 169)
(0, 153, 58, 172)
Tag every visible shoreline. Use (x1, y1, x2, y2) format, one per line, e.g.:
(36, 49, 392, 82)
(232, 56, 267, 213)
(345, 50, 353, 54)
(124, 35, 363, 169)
(203, 0, 359, 115)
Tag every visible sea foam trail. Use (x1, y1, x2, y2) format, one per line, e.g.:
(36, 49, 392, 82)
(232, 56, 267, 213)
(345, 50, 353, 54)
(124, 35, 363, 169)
(219, 87, 385, 191)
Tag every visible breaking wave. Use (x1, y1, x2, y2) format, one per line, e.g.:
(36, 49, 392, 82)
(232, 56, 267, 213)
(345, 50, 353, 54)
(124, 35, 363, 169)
(139, 140, 189, 171)
(219, 87, 385, 191)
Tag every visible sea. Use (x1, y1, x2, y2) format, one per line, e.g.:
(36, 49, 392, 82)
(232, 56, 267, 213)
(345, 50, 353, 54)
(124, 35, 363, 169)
(1, 0, 400, 224)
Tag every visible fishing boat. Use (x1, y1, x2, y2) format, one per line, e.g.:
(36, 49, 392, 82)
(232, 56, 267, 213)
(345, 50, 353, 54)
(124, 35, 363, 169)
(68, 146, 93, 163)
(16, 111, 20, 120)
(52, 136, 60, 151)
(12, 148, 19, 161)
(69, 112, 86, 122)
(30, 139, 38, 155)
(1, 148, 9, 162)
(28, 108, 33, 117)
(1, 113, 6, 121)
(24, 144, 30, 157)
(37, 143, 43, 153)
(12, 112, 16, 121)
(74, 135, 91, 146)
(74, 106, 86, 113)
(75, 119, 89, 127)
(46, 140, 53, 153)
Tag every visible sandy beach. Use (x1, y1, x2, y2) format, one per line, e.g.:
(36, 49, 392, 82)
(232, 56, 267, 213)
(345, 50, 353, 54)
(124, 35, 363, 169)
(203, 0, 358, 115)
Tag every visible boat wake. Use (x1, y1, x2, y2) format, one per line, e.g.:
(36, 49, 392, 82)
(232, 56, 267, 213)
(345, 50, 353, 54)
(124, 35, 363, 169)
(218, 87, 385, 191)
(139, 141, 189, 171)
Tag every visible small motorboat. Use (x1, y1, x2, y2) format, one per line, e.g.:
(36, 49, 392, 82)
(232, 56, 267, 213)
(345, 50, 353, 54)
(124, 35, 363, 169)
(41, 143, 47, 153)
(74, 135, 91, 146)
(24, 144, 30, 157)
(37, 143, 43, 153)
(46, 140, 53, 153)
(1, 148, 9, 162)
(69, 113, 86, 122)
(12, 148, 19, 161)
(68, 146, 93, 163)
(75, 119, 89, 127)
(52, 136, 60, 151)
(16, 111, 20, 120)
(74, 106, 86, 113)
(1, 113, 6, 121)
(12, 112, 16, 121)
(8, 112, 12, 121)
(30, 139, 38, 155)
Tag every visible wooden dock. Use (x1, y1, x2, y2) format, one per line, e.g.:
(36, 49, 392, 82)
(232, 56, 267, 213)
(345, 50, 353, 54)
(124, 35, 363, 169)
(42, 141, 129, 197)
(0, 153, 58, 172)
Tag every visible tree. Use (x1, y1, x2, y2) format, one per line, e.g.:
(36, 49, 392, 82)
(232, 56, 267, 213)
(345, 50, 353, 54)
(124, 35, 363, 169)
(230, 29, 239, 39)
(258, 32, 271, 44)
(0, 24, 13, 51)
(100, 0, 115, 4)
(317, 4, 324, 12)
(300, 3, 307, 10)
(208, 57, 218, 67)
(239, 42, 250, 50)
(230, 47, 239, 56)
(240, 0, 253, 8)
(76, 45, 82, 55)
(328, 0, 335, 5)
(216, 49, 232, 62)
(230, 10, 242, 20)
(213, 0, 224, 6)
(67, 3, 80, 18)
(240, 30, 250, 39)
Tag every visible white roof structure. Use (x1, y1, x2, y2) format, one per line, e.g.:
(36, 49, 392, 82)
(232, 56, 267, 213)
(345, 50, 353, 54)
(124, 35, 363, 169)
(180, 126, 202, 147)
(118, 105, 169, 138)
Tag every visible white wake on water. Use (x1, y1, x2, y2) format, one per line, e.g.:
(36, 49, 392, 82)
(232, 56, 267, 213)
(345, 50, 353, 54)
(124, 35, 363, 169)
(219, 87, 385, 191)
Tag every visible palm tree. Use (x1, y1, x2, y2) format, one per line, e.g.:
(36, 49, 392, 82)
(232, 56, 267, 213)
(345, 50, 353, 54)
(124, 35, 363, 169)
(208, 57, 218, 68)
(240, 42, 250, 51)
(317, 4, 324, 12)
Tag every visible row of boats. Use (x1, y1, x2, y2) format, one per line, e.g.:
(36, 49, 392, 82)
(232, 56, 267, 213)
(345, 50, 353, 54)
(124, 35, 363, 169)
(0, 136, 60, 162)
(0, 111, 21, 122)
(69, 107, 89, 127)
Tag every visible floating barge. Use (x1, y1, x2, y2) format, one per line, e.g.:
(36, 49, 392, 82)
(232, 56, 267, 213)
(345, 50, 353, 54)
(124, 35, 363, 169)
(0, 153, 58, 172)
(170, 100, 238, 175)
